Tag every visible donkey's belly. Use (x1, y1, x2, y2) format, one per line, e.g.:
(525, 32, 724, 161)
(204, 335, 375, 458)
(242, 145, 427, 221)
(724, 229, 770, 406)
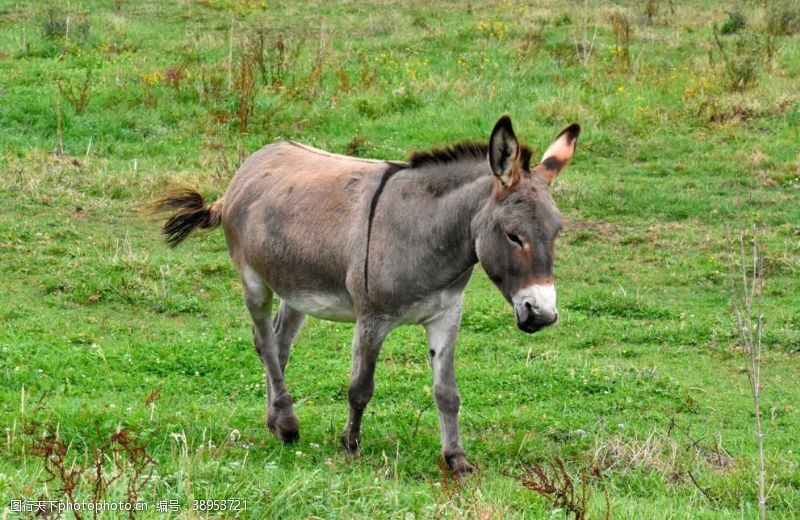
(399, 286, 465, 325)
(279, 290, 356, 322)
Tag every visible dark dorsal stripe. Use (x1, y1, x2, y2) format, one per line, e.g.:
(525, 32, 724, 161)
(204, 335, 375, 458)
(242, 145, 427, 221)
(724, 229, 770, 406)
(364, 162, 407, 294)
(409, 140, 534, 171)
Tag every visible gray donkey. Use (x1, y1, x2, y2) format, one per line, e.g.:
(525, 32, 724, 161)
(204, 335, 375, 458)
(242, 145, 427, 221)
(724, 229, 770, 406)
(153, 116, 580, 473)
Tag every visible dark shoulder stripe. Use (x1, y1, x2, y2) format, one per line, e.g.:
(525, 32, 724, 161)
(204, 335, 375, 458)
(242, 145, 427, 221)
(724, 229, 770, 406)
(364, 162, 406, 295)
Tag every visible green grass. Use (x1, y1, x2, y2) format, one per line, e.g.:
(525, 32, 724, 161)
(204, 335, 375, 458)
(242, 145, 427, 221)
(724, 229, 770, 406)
(1, 0, 799, 518)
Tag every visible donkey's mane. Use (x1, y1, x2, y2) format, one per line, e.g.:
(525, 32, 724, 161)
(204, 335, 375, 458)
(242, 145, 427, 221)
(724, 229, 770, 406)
(408, 140, 534, 171)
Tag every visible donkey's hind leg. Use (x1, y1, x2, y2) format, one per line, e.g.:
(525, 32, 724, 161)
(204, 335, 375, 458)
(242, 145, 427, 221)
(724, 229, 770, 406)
(242, 267, 300, 443)
(273, 301, 306, 374)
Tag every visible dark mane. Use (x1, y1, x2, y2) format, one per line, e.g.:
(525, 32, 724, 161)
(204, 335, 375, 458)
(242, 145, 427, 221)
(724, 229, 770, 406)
(408, 140, 534, 170)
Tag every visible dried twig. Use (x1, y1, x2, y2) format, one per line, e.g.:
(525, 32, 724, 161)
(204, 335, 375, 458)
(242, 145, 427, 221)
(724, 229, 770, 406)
(574, 0, 598, 67)
(412, 401, 433, 438)
(725, 224, 767, 520)
(55, 85, 64, 156)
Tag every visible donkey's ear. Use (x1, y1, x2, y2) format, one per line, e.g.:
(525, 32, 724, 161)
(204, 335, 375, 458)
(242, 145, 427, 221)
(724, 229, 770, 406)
(533, 123, 581, 185)
(489, 115, 521, 188)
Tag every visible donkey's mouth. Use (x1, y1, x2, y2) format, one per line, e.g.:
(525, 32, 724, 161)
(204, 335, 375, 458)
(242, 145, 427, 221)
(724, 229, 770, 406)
(517, 321, 545, 334)
(514, 307, 558, 334)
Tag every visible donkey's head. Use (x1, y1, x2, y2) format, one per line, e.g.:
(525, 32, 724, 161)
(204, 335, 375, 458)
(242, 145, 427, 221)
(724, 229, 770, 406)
(474, 116, 580, 333)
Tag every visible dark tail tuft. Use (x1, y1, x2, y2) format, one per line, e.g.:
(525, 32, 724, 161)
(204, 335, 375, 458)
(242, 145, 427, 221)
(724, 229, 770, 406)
(147, 188, 223, 247)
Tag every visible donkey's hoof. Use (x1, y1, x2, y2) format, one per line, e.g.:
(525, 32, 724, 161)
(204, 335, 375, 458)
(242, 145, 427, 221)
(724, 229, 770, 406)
(445, 453, 476, 475)
(340, 433, 361, 457)
(341, 445, 361, 458)
(268, 414, 300, 444)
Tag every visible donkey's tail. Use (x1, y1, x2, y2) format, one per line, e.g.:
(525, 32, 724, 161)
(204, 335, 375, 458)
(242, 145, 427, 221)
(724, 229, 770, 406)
(148, 188, 224, 247)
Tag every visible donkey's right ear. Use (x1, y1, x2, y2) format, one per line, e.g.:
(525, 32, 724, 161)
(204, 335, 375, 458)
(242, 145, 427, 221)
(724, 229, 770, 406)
(489, 115, 520, 188)
(533, 123, 581, 185)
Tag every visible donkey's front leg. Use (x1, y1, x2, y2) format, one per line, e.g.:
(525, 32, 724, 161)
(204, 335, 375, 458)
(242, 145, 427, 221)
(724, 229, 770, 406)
(341, 316, 393, 455)
(425, 302, 474, 474)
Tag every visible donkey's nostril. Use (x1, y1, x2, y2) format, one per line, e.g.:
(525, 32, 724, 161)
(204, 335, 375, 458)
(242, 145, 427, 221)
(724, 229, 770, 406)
(524, 299, 539, 312)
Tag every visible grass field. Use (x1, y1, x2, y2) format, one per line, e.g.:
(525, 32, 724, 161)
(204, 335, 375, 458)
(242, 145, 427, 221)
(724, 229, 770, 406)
(1, 0, 799, 518)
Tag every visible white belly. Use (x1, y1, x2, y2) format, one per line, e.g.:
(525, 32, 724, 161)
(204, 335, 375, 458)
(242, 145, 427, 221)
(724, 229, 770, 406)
(400, 288, 464, 325)
(280, 291, 356, 322)
(278, 288, 463, 325)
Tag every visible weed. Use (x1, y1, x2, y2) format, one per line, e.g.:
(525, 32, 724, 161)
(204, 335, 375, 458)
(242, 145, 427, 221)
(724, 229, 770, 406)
(250, 27, 270, 84)
(721, 10, 747, 35)
(235, 39, 257, 133)
(516, 26, 545, 65)
(336, 66, 353, 94)
(140, 70, 161, 107)
(766, 1, 800, 36)
(42, 7, 91, 48)
(198, 64, 225, 103)
(593, 431, 680, 477)
(345, 135, 367, 156)
(429, 457, 497, 517)
(304, 19, 330, 102)
(58, 69, 93, 115)
(109, 428, 157, 516)
(642, 0, 658, 26)
(42, 7, 67, 40)
(698, 95, 794, 124)
(712, 26, 761, 91)
(358, 51, 377, 87)
(200, 129, 236, 184)
(29, 424, 155, 519)
(31, 435, 84, 517)
(412, 13, 429, 31)
(253, 28, 302, 87)
(640, 0, 678, 26)
(609, 9, 633, 73)
(164, 64, 188, 97)
(518, 456, 608, 520)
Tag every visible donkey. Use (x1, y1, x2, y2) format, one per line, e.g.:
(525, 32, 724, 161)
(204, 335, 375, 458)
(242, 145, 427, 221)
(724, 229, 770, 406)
(153, 116, 579, 473)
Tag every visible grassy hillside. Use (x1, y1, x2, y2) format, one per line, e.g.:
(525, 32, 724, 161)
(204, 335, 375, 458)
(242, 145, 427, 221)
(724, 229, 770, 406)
(1, 1, 798, 517)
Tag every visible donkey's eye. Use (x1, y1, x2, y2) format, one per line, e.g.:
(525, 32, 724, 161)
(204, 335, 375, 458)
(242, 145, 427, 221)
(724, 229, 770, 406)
(506, 232, 524, 248)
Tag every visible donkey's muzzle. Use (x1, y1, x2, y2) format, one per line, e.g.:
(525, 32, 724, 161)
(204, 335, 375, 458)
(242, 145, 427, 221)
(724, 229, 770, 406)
(512, 284, 558, 334)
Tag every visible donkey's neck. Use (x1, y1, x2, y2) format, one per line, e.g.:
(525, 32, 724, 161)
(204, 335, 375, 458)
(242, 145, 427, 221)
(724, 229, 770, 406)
(424, 165, 494, 286)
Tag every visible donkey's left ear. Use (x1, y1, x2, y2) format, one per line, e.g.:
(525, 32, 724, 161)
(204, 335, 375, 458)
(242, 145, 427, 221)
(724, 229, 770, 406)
(489, 115, 521, 188)
(533, 123, 581, 185)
